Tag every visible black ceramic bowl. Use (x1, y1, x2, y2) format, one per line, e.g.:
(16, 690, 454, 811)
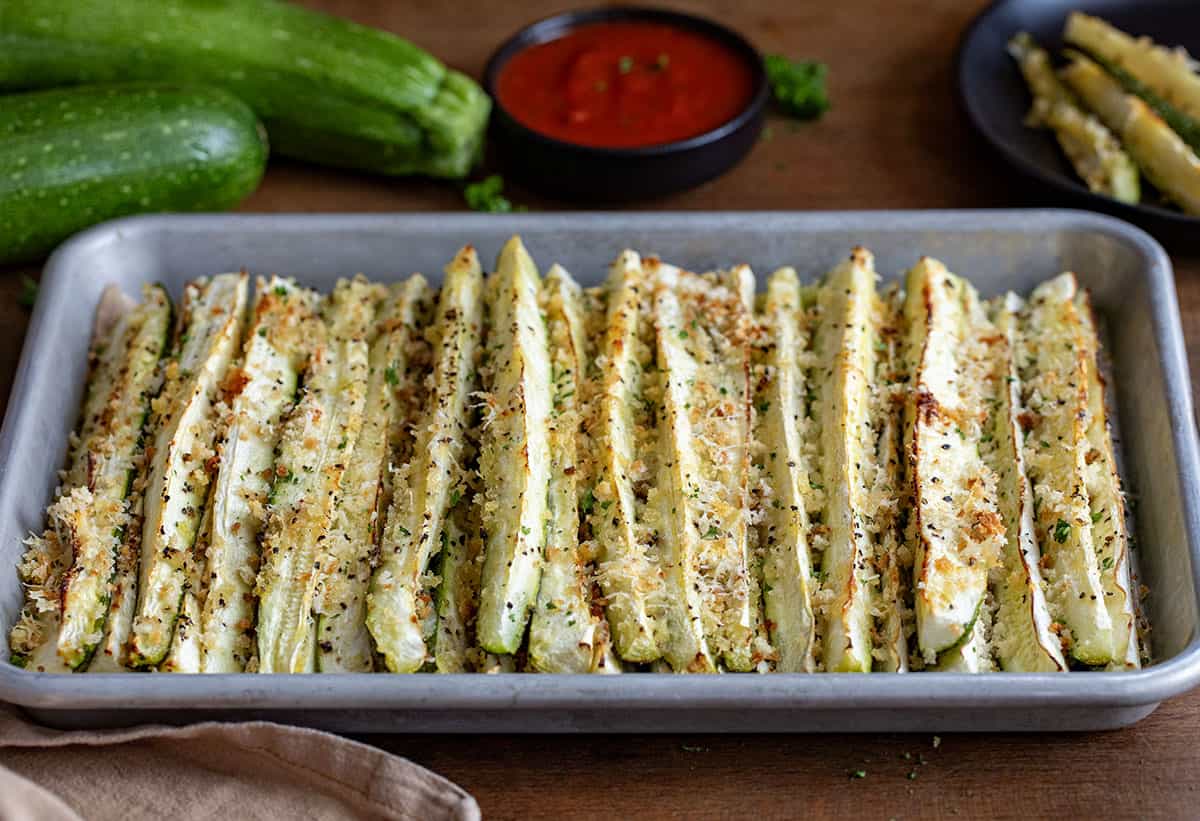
(483, 7, 769, 201)
(958, 0, 1200, 228)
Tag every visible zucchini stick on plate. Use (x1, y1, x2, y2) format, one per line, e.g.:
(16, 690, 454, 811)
(476, 236, 553, 655)
(1064, 13, 1200, 126)
(255, 278, 376, 673)
(55, 285, 172, 670)
(902, 258, 1005, 665)
(988, 295, 1068, 673)
(1018, 274, 1117, 666)
(1008, 32, 1140, 204)
(198, 277, 319, 672)
(1061, 54, 1200, 215)
(756, 267, 819, 672)
(528, 265, 604, 673)
(811, 249, 881, 673)
(367, 254, 481, 673)
(590, 251, 663, 664)
(129, 272, 248, 668)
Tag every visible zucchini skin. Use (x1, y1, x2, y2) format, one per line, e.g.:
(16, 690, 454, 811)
(0, 83, 266, 264)
(0, 0, 488, 178)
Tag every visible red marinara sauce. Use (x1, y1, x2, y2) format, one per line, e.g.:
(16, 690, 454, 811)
(495, 22, 755, 149)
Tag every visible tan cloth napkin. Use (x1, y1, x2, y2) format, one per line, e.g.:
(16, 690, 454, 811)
(0, 705, 479, 821)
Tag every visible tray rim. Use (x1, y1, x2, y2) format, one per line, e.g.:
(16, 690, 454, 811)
(3, 208, 1199, 715)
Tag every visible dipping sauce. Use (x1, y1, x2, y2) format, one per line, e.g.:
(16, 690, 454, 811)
(495, 21, 756, 149)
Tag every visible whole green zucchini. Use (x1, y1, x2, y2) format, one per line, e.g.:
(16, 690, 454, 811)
(0, 83, 267, 264)
(0, 0, 490, 178)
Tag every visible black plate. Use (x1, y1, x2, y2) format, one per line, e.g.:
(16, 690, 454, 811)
(958, 0, 1200, 226)
(483, 7, 768, 201)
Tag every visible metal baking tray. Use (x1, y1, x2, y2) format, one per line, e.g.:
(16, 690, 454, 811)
(2, 210, 1198, 733)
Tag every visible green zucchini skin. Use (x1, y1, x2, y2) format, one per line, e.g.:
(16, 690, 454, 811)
(0, 0, 489, 178)
(0, 83, 266, 264)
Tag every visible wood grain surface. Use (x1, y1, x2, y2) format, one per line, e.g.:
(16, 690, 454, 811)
(2, 1, 1199, 818)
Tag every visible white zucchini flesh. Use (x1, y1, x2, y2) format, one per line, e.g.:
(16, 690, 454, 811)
(129, 273, 249, 668)
(1061, 55, 1200, 215)
(476, 236, 554, 655)
(903, 259, 1006, 662)
(934, 610, 995, 673)
(197, 277, 319, 673)
(255, 278, 376, 673)
(647, 269, 716, 673)
(1075, 291, 1140, 669)
(813, 249, 879, 673)
(528, 266, 598, 673)
(867, 290, 909, 673)
(320, 275, 433, 673)
(367, 256, 481, 673)
(590, 251, 663, 663)
(1008, 32, 1140, 204)
(1065, 12, 1200, 122)
(55, 286, 171, 670)
(757, 267, 818, 672)
(1019, 274, 1116, 666)
(989, 295, 1068, 673)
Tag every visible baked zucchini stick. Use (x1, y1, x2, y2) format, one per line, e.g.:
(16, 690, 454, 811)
(55, 285, 171, 669)
(989, 295, 1068, 673)
(129, 272, 249, 668)
(756, 267, 818, 672)
(813, 249, 880, 673)
(198, 277, 319, 673)
(9, 288, 142, 671)
(1061, 54, 1200, 215)
(869, 289, 909, 673)
(1075, 290, 1140, 669)
(160, 498, 213, 672)
(1018, 274, 1116, 665)
(367, 254, 481, 673)
(648, 268, 716, 673)
(476, 236, 553, 655)
(705, 265, 763, 671)
(1064, 13, 1200, 124)
(255, 278, 375, 673)
(1008, 32, 1140, 203)
(85, 532, 140, 672)
(313, 276, 431, 673)
(590, 251, 663, 663)
(903, 258, 1005, 663)
(529, 266, 599, 673)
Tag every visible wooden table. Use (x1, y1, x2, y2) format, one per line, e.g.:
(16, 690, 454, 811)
(2, 1, 1198, 817)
